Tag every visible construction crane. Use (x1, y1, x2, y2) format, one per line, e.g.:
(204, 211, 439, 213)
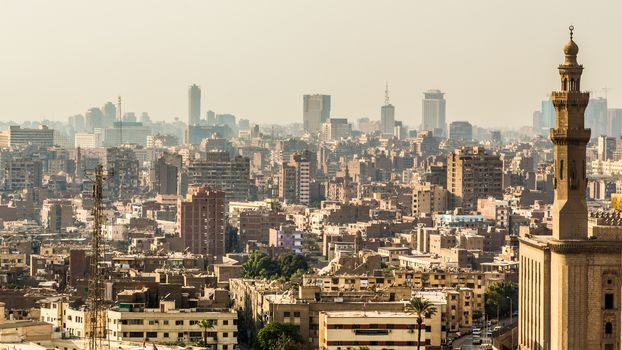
(86, 164, 106, 350)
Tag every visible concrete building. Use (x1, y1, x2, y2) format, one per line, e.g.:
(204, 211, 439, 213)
(303, 94, 331, 133)
(41, 199, 74, 233)
(177, 187, 225, 261)
(269, 226, 304, 254)
(188, 84, 201, 126)
(422, 90, 446, 137)
(319, 311, 427, 350)
(187, 152, 251, 202)
(447, 147, 503, 211)
(279, 153, 311, 205)
(598, 134, 616, 161)
(449, 121, 473, 141)
(107, 301, 237, 349)
(74, 132, 102, 148)
(6, 125, 54, 147)
(104, 121, 152, 147)
(519, 30, 622, 350)
(3, 158, 43, 191)
(320, 118, 352, 141)
(151, 153, 182, 195)
(412, 182, 448, 217)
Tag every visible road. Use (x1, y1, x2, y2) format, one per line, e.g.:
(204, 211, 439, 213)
(449, 316, 515, 350)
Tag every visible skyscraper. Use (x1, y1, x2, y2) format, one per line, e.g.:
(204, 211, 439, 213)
(422, 90, 446, 137)
(608, 108, 622, 137)
(188, 84, 201, 126)
(380, 84, 395, 135)
(303, 94, 331, 133)
(102, 102, 117, 128)
(519, 28, 622, 350)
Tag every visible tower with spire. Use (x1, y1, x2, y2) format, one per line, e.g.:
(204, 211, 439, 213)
(519, 27, 622, 350)
(380, 82, 395, 135)
(550, 25, 591, 240)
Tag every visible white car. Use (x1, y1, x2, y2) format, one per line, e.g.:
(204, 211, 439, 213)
(472, 328, 482, 335)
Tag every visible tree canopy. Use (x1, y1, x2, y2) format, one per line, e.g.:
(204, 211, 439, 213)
(255, 322, 304, 350)
(485, 281, 518, 319)
(242, 251, 309, 280)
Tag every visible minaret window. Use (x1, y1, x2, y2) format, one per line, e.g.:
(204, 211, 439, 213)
(563, 78, 567, 91)
(605, 322, 613, 334)
(560, 160, 564, 180)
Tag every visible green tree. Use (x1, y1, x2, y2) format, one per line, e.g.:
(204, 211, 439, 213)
(405, 297, 438, 350)
(242, 252, 280, 279)
(197, 319, 214, 347)
(255, 322, 304, 350)
(484, 281, 518, 320)
(278, 253, 309, 278)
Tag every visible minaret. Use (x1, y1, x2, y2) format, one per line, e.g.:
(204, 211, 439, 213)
(550, 25, 591, 240)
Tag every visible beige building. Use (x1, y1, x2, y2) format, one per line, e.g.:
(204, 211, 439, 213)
(319, 311, 427, 350)
(447, 146, 503, 211)
(519, 29, 622, 350)
(412, 182, 448, 217)
(106, 301, 237, 349)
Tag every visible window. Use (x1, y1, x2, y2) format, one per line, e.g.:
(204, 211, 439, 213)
(146, 332, 157, 338)
(175, 320, 184, 325)
(294, 312, 301, 317)
(189, 320, 198, 325)
(178, 332, 184, 338)
(606, 322, 613, 335)
(284, 312, 291, 317)
(605, 294, 615, 309)
(223, 320, 228, 326)
(129, 332, 144, 338)
(163, 333, 169, 338)
(223, 332, 228, 338)
(163, 320, 169, 325)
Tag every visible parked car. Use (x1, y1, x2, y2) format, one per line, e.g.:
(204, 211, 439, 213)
(473, 335, 482, 345)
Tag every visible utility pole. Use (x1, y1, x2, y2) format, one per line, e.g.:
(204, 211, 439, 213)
(86, 164, 105, 350)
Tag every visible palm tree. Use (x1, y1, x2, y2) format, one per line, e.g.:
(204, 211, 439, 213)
(197, 319, 214, 348)
(405, 297, 437, 350)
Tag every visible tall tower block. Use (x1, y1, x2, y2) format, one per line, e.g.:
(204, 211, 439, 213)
(550, 25, 591, 240)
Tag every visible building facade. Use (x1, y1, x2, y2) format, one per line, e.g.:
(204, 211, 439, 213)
(303, 94, 331, 133)
(422, 90, 446, 137)
(177, 187, 225, 261)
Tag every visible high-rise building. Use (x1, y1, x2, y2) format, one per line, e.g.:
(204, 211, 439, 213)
(608, 108, 622, 137)
(177, 187, 225, 261)
(447, 147, 502, 211)
(102, 102, 117, 128)
(519, 29, 622, 350)
(380, 84, 395, 135)
(85, 107, 104, 132)
(187, 152, 251, 202)
(150, 153, 182, 195)
(598, 135, 616, 161)
(3, 158, 43, 191)
(106, 147, 140, 199)
(422, 90, 446, 137)
(586, 96, 608, 137)
(412, 182, 448, 217)
(188, 84, 201, 126)
(449, 121, 473, 141)
(207, 110, 216, 126)
(303, 94, 331, 133)
(279, 153, 310, 205)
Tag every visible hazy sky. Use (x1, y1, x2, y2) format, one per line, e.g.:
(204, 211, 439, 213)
(1, 0, 620, 128)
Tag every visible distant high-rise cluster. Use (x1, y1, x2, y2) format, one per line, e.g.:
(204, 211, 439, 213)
(188, 84, 201, 126)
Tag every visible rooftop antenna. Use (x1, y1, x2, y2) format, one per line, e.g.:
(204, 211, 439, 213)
(384, 82, 390, 106)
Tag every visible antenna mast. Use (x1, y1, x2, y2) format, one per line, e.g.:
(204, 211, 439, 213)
(384, 82, 390, 106)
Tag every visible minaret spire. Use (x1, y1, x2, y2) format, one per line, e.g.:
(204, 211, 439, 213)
(550, 26, 591, 240)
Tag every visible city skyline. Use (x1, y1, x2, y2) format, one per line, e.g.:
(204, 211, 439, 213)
(2, 1, 622, 127)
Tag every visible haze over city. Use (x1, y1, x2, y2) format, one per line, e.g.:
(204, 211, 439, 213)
(2, 0, 621, 127)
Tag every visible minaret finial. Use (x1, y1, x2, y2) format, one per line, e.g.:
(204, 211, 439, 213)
(569, 25, 574, 40)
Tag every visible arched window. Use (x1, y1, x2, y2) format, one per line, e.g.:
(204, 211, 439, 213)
(571, 79, 576, 91)
(606, 322, 613, 334)
(563, 78, 568, 91)
(560, 160, 564, 180)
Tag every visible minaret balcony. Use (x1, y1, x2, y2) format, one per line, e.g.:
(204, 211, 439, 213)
(550, 128, 591, 144)
(551, 91, 590, 106)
